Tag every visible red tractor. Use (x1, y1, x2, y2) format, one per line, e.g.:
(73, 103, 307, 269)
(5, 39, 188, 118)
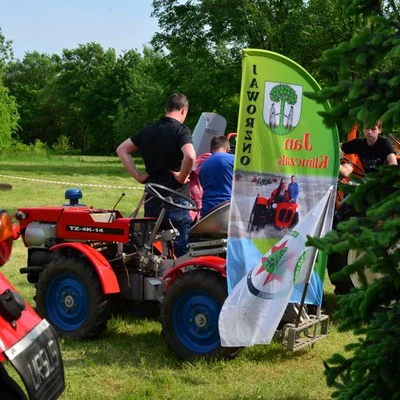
(0, 209, 65, 400)
(15, 184, 240, 359)
(15, 184, 327, 360)
(247, 195, 299, 232)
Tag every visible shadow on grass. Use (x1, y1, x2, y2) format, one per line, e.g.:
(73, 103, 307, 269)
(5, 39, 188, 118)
(110, 299, 161, 320)
(323, 292, 340, 317)
(224, 396, 314, 400)
(240, 342, 309, 364)
(60, 322, 185, 370)
(60, 301, 183, 370)
(59, 295, 339, 372)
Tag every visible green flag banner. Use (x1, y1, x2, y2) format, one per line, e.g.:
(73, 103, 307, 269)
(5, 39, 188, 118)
(226, 49, 339, 305)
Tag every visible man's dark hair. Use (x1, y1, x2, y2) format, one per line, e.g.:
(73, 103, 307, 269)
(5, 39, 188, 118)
(363, 119, 382, 130)
(210, 136, 230, 153)
(165, 93, 189, 112)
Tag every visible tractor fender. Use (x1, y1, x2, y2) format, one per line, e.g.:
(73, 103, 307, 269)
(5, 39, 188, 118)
(163, 255, 226, 290)
(50, 243, 120, 294)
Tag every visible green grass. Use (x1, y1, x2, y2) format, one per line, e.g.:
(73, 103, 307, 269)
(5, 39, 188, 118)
(0, 155, 353, 399)
(0, 155, 144, 217)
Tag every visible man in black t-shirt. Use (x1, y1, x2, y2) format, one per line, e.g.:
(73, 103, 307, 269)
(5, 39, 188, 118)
(117, 93, 196, 256)
(339, 120, 397, 177)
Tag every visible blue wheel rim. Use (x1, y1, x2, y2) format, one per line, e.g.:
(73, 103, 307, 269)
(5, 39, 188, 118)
(45, 273, 90, 331)
(172, 289, 222, 354)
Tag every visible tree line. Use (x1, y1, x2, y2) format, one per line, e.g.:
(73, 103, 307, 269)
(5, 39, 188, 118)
(0, 0, 384, 155)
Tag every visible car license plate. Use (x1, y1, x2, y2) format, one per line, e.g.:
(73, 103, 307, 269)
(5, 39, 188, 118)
(5, 319, 65, 400)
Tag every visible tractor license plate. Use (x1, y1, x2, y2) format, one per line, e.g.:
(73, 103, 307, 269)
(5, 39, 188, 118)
(5, 319, 65, 400)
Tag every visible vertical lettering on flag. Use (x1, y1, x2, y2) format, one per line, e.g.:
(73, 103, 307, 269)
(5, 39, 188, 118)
(227, 49, 339, 306)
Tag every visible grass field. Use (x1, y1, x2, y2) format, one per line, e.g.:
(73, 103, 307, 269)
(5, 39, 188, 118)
(0, 155, 354, 400)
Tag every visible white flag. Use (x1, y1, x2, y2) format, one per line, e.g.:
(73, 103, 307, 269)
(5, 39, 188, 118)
(218, 187, 333, 347)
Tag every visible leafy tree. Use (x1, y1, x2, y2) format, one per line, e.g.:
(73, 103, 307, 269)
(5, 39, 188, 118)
(0, 27, 18, 148)
(3, 43, 163, 154)
(4, 52, 60, 145)
(0, 82, 19, 148)
(151, 0, 359, 133)
(306, 0, 400, 135)
(152, 0, 242, 131)
(111, 48, 165, 146)
(2, 42, 165, 155)
(0, 27, 13, 70)
(306, 1, 400, 398)
(151, 0, 304, 131)
(54, 43, 164, 154)
(0, 2, 366, 154)
(55, 43, 121, 154)
(294, 0, 360, 86)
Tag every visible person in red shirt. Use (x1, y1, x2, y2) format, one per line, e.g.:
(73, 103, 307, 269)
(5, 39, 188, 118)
(189, 152, 211, 223)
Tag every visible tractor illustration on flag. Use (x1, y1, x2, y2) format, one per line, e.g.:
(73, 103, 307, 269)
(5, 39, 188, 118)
(247, 178, 300, 232)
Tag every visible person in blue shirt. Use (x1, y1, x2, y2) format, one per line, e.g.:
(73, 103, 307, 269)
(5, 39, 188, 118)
(199, 136, 234, 217)
(287, 175, 299, 203)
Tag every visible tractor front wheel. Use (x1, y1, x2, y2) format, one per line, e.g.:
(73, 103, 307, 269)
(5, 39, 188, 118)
(35, 255, 110, 339)
(161, 269, 242, 360)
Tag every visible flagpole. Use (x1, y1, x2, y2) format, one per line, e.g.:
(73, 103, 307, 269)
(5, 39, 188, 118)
(295, 247, 319, 327)
(295, 188, 333, 327)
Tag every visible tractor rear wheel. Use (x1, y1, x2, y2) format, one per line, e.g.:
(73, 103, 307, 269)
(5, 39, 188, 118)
(327, 249, 382, 295)
(161, 269, 242, 360)
(35, 255, 110, 339)
(347, 249, 383, 288)
(327, 206, 358, 295)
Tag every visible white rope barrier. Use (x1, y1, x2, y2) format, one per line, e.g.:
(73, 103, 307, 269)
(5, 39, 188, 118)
(0, 174, 142, 190)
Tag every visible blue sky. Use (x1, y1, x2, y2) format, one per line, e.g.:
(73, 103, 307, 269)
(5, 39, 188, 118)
(1, 0, 159, 60)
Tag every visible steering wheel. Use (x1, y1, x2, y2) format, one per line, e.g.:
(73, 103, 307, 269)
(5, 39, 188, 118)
(144, 183, 197, 211)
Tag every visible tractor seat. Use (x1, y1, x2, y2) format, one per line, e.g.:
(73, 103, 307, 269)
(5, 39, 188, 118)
(189, 201, 230, 237)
